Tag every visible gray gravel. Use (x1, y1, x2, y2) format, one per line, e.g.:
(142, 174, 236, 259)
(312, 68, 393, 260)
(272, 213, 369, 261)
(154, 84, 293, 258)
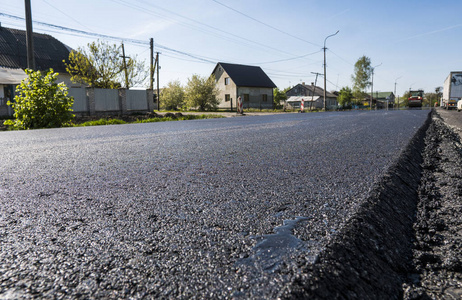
(0, 110, 430, 299)
(404, 110, 462, 299)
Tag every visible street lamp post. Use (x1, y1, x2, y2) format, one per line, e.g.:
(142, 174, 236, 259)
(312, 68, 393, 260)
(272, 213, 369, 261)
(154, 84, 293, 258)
(394, 76, 402, 109)
(370, 63, 382, 110)
(323, 30, 339, 111)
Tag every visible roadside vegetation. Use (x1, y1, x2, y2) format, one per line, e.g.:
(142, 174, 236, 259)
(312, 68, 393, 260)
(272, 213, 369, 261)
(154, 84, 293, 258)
(3, 69, 74, 130)
(65, 40, 147, 89)
(71, 113, 224, 127)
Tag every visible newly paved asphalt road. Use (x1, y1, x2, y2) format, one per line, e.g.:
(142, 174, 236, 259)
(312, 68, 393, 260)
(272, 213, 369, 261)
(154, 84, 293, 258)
(0, 110, 429, 299)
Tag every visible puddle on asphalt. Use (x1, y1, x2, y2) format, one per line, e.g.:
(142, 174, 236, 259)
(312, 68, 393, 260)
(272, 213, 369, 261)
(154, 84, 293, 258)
(238, 216, 315, 272)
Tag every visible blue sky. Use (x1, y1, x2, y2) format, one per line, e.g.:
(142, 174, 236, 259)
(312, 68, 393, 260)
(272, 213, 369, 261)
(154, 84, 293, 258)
(2, 0, 462, 96)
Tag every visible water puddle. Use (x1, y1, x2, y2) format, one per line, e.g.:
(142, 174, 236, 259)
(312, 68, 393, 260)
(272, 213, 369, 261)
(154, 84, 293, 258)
(238, 216, 312, 272)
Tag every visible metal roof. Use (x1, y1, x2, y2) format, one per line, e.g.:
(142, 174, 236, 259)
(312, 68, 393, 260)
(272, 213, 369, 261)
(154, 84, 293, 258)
(299, 84, 337, 98)
(0, 26, 70, 73)
(214, 62, 276, 88)
(286, 96, 321, 102)
(0, 67, 26, 84)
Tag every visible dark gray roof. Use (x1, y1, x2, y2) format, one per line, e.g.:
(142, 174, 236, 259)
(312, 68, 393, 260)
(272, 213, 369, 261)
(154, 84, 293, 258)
(296, 84, 337, 98)
(0, 26, 70, 73)
(215, 62, 276, 88)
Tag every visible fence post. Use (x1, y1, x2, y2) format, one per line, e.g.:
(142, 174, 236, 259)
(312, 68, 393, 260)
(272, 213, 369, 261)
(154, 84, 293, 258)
(87, 87, 95, 116)
(147, 89, 155, 112)
(119, 88, 127, 114)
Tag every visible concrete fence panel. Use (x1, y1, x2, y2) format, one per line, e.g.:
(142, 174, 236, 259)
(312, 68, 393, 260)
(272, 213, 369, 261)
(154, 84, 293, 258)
(126, 90, 148, 111)
(69, 87, 87, 112)
(94, 88, 119, 112)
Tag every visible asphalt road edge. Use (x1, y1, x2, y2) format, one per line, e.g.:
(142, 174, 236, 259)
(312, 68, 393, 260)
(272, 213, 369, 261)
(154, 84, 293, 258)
(281, 110, 433, 299)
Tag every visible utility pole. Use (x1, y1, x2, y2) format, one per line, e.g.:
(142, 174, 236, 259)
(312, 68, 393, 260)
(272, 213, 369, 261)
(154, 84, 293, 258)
(156, 52, 160, 111)
(310, 72, 322, 111)
(150, 38, 154, 90)
(24, 0, 35, 70)
(323, 30, 339, 111)
(121, 42, 129, 89)
(370, 63, 382, 110)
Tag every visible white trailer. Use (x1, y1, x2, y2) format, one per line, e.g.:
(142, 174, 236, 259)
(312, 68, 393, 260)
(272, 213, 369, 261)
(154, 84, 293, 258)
(442, 71, 462, 109)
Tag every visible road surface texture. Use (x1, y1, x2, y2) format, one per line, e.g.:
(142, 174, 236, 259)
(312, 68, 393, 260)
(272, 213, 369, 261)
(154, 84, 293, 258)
(403, 108, 462, 299)
(0, 110, 431, 299)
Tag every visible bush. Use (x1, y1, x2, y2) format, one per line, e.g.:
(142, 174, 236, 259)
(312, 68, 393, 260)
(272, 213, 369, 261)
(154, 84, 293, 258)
(4, 69, 74, 129)
(185, 74, 219, 111)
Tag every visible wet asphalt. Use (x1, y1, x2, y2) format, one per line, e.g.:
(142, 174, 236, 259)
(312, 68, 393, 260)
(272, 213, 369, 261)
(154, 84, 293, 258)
(0, 110, 430, 299)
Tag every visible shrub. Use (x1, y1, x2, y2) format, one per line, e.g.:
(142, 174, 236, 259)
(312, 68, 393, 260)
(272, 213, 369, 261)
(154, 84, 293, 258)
(4, 69, 74, 129)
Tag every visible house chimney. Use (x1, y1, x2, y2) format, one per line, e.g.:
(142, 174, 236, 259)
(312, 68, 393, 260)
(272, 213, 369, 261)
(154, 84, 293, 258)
(302, 82, 305, 85)
(311, 82, 314, 85)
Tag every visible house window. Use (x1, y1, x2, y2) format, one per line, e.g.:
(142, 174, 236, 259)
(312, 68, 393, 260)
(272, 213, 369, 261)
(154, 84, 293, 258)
(225, 77, 230, 85)
(243, 94, 249, 102)
(262, 94, 267, 102)
(225, 94, 230, 102)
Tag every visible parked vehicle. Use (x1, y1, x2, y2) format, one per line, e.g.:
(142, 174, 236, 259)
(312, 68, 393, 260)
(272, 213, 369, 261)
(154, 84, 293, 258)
(457, 100, 462, 112)
(442, 72, 462, 110)
(408, 90, 424, 107)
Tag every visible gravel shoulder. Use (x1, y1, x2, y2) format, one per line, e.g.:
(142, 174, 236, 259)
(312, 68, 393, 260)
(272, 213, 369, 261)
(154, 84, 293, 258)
(403, 109, 462, 299)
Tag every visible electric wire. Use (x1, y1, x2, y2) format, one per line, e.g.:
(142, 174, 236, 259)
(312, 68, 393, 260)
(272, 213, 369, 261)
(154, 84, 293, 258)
(109, 0, 298, 57)
(211, 0, 321, 48)
(0, 12, 218, 64)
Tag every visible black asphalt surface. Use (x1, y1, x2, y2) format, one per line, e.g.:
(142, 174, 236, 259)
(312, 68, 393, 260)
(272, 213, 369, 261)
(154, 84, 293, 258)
(0, 110, 430, 299)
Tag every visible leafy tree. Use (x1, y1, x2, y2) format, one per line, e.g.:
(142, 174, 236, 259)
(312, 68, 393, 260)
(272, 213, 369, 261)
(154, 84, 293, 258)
(435, 86, 443, 106)
(161, 80, 185, 110)
(4, 69, 74, 129)
(65, 40, 147, 89)
(337, 86, 353, 108)
(124, 56, 148, 89)
(425, 92, 437, 107)
(401, 91, 410, 107)
(352, 56, 372, 101)
(273, 87, 287, 109)
(185, 74, 219, 111)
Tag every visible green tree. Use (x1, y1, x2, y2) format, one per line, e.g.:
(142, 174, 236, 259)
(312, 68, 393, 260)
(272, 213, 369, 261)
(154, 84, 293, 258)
(125, 56, 148, 89)
(435, 86, 443, 106)
(337, 86, 353, 108)
(161, 80, 185, 110)
(424, 92, 437, 107)
(4, 69, 74, 129)
(401, 91, 410, 107)
(273, 87, 287, 109)
(352, 56, 372, 101)
(185, 74, 220, 111)
(65, 40, 147, 89)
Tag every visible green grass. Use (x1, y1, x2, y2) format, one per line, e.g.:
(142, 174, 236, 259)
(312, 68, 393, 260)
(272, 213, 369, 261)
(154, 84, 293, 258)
(76, 119, 127, 127)
(135, 114, 225, 123)
(74, 114, 224, 127)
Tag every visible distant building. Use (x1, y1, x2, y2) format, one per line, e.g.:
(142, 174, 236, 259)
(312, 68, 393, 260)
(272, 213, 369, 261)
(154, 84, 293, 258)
(285, 83, 338, 110)
(374, 92, 395, 109)
(212, 62, 276, 111)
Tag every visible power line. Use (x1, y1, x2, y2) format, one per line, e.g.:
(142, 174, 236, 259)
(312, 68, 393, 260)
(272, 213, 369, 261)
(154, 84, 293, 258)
(211, 0, 321, 48)
(0, 12, 218, 64)
(253, 49, 323, 65)
(39, 0, 94, 32)
(110, 0, 298, 57)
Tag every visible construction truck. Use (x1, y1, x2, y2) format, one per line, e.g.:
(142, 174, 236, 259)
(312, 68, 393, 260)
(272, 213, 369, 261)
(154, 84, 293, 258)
(442, 72, 462, 110)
